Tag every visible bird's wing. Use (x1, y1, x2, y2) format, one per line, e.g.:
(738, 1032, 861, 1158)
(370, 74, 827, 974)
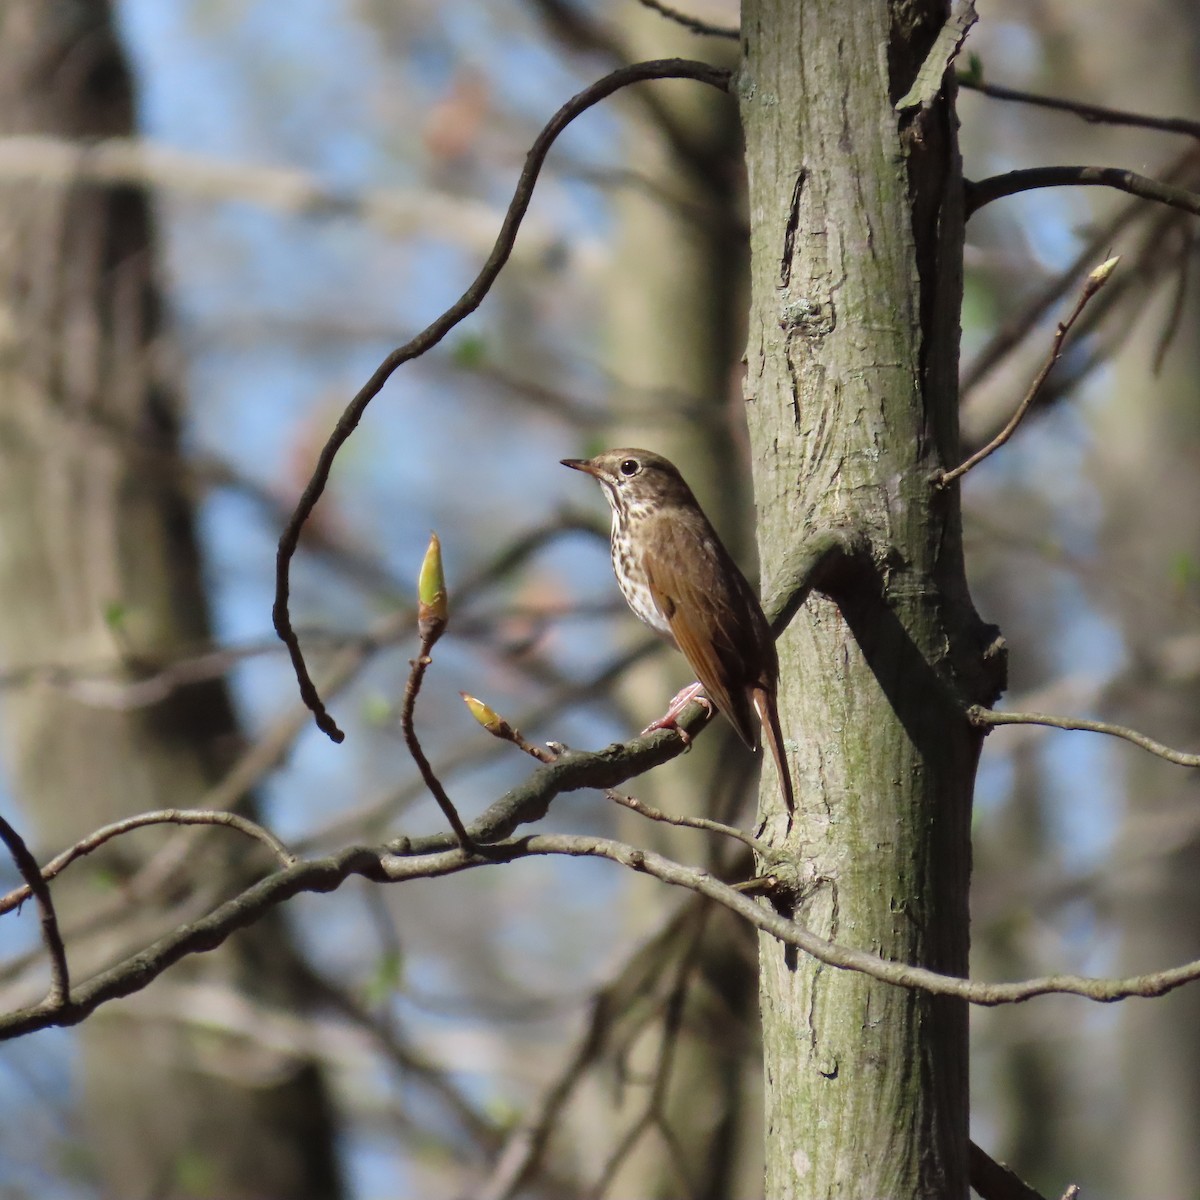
(640, 516, 760, 749)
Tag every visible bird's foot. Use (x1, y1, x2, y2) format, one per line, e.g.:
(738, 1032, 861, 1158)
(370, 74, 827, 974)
(642, 682, 713, 748)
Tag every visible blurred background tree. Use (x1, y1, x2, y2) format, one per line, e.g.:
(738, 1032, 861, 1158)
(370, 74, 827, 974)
(0, 1, 1197, 1197)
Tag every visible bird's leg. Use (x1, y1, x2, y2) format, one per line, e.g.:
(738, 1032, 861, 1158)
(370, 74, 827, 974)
(642, 681, 713, 746)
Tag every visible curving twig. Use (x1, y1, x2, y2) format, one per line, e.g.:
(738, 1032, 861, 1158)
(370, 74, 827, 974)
(0, 815, 69, 1008)
(273, 58, 732, 743)
(966, 164, 1200, 219)
(0, 809, 295, 917)
(940, 257, 1117, 485)
(970, 705, 1200, 768)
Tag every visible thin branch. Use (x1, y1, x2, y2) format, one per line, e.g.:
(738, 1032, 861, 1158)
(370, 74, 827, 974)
(585, 927, 704, 1200)
(0, 632, 366, 708)
(146, 517, 589, 870)
(399, 634, 475, 848)
(303, 968, 505, 1158)
(384, 714, 706, 859)
(298, 640, 659, 852)
(939, 257, 1117, 485)
(272, 58, 732, 743)
(0, 810, 295, 917)
(965, 164, 1200, 219)
(606, 789, 772, 856)
(0, 815, 69, 1008)
(959, 76, 1200, 141)
(636, 0, 739, 39)
(970, 705, 1200, 768)
(1152, 220, 1194, 373)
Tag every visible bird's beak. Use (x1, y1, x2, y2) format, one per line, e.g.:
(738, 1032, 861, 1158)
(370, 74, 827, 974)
(560, 457, 598, 477)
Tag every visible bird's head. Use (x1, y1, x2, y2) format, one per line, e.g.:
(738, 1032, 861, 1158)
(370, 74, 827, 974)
(560, 449, 696, 517)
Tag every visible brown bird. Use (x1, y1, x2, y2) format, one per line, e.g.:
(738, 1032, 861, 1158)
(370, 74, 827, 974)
(562, 449, 794, 813)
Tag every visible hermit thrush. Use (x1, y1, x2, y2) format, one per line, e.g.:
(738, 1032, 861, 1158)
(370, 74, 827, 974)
(562, 449, 794, 813)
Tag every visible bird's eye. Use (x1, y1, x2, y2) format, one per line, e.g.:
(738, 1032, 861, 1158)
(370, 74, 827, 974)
(619, 458, 640, 477)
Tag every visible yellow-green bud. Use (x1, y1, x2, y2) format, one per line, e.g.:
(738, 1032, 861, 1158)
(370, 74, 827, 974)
(417, 532, 448, 644)
(460, 692, 511, 739)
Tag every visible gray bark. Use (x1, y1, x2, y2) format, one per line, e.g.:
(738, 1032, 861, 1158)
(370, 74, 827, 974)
(739, 2, 998, 1196)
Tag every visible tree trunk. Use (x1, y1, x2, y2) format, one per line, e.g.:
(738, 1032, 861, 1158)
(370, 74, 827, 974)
(739, 2, 998, 1196)
(0, 3, 342, 1196)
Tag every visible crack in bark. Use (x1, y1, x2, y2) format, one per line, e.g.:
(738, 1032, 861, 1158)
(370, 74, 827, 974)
(779, 168, 807, 287)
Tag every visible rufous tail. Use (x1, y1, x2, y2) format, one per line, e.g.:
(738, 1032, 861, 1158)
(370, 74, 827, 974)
(751, 686, 794, 814)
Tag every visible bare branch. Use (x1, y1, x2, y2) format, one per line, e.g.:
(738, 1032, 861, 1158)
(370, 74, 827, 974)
(479, 902, 706, 1200)
(0, 135, 566, 264)
(0, 815, 69, 1008)
(959, 75, 1200, 141)
(970, 705, 1200, 768)
(636, 0, 739, 39)
(0, 810, 295, 917)
(13, 807, 1200, 1040)
(606, 789, 772, 855)
(966, 164, 1200, 219)
(303, 969, 505, 1157)
(584, 926, 705, 1199)
(939, 257, 1118, 485)
(273, 58, 732, 743)
(1151, 219, 1194, 373)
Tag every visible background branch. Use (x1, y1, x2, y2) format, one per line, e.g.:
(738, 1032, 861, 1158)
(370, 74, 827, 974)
(961, 146, 1200, 396)
(636, 0, 739, 39)
(959, 76, 1200, 141)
